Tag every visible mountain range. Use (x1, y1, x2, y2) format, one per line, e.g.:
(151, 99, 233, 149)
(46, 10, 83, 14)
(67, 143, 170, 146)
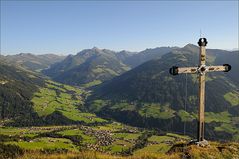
(42, 47, 131, 86)
(42, 47, 176, 86)
(2, 53, 65, 72)
(87, 44, 239, 140)
(0, 44, 238, 141)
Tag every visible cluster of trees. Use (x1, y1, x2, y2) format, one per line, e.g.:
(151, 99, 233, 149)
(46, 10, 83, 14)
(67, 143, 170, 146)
(121, 131, 153, 155)
(0, 143, 24, 159)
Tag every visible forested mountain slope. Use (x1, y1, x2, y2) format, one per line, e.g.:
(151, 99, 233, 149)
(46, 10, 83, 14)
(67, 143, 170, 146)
(0, 61, 44, 124)
(43, 46, 175, 86)
(88, 45, 239, 140)
(0, 61, 106, 126)
(43, 47, 130, 86)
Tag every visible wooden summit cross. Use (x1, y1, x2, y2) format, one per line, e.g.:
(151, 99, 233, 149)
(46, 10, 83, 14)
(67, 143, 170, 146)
(169, 38, 231, 142)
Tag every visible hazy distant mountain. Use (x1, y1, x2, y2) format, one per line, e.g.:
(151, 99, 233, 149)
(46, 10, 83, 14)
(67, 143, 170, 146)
(3, 53, 65, 71)
(43, 47, 130, 86)
(88, 45, 239, 140)
(122, 47, 173, 68)
(43, 47, 176, 86)
(115, 50, 137, 62)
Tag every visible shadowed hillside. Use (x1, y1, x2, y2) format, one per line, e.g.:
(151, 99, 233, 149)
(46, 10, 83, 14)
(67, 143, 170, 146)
(43, 47, 130, 87)
(88, 45, 239, 141)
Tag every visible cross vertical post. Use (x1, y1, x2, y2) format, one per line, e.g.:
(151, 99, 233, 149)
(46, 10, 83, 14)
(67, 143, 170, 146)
(169, 38, 231, 143)
(198, 38, 207, 141)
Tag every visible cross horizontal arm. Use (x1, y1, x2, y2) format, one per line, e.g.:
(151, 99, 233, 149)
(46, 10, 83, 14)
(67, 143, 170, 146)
(169, 66, 198, 75)
(207, 64, 231, 73)
(169, 64, 231, 76)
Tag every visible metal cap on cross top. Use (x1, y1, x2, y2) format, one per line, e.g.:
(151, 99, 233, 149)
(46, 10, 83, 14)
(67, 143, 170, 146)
(169, 38, 232, 145)
(198, 38, 208, 46)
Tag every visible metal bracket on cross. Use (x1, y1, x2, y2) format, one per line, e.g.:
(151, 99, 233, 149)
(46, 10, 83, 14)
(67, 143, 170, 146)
(169, 38, 232, 143)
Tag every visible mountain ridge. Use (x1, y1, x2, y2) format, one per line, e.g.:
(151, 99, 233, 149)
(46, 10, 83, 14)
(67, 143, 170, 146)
(2, 53, 65, 72)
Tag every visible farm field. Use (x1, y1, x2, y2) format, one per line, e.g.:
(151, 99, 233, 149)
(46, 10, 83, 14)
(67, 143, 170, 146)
(1, 124, 239, 159)
(0, 123, 191, 157)
(32, 80, 106, 124)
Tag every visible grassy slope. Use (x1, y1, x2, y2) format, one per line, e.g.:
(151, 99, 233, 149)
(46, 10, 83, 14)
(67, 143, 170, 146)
(1, 80, 239, 158)
(89, 99, 239, 140)
(32, 80, 106, 124)
(6, 137, 77, 151)
(88, 49, 239, 141)
(0, 122, 190, 155)
(1, 125, 238, 159)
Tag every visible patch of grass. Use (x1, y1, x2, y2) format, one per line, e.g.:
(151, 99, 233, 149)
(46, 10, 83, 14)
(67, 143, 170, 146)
(92, 68, 105, 73)
(83, 80, 102, 88)
(103, 140, 133, 153)
(177, 110, 195, 122)
(113, 133, 141, 140)
(205, 111, 231, 123)
(92, 123, 124, 132)
(134, 143, 171, 154)
(57, 129, 83, 136)
(46, 83, 66, 92)
(148, 135, 175, 143)
(122, 66, 130, 71)
(232, 117, 239, 125)
(63, 85, 82, 94)
(110, 144, 128, 153)
(113, 140, 133, 150)
(111, 102, 136, 111)
(139, 103, 175, 119)
(57, 129, 97, 144)
(0, 126, 80, 138)
(214, 123, 238, 134)
(90, 100, 108, 112)
(0, 127, 24, 135)
(224, 91, 239, 106)
(166, 133, 191, 140)
(105, 68, 119, 76)
(0, 127, 45, 137)
(32, 80, 106, 123)
(187, 142, 239, 159)
(6, 137, 77, 150)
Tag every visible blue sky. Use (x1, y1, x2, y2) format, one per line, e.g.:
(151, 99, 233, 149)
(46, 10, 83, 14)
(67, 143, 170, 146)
(0, 1, 238, 55)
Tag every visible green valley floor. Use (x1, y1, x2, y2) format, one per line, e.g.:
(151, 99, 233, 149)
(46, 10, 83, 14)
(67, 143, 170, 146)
(1, 124, 239, 159)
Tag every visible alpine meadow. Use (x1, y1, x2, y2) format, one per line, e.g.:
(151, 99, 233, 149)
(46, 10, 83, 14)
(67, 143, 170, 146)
(0, 1, 238, 159)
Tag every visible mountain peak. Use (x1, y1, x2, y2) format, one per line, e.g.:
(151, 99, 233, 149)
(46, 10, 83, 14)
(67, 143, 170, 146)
(18, 53, 34, 56)
(92, 47, 101, 51)
(183, 43, 198, 48)
(183, 44, 199, 52)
